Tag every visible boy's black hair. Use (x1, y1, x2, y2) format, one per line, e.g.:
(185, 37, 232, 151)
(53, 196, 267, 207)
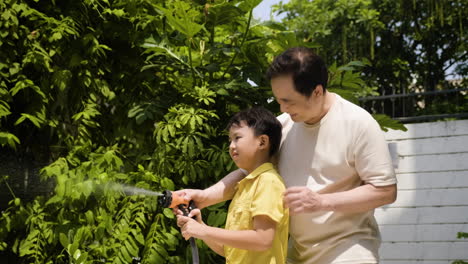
(226, 107, 282, 157)
(266, 47, 328, 98)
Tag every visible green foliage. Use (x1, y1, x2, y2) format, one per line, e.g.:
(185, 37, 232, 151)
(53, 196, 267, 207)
(0, 0, 404, 263)
(276, 0, 467, 117)
(458, 232, 468, 239)
(453, 232, 468, 263)
(0, 0, 295, 262)
(327, 60, 406, 131)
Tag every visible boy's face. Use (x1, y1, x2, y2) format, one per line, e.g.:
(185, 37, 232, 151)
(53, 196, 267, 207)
(228, 121, 262, 172)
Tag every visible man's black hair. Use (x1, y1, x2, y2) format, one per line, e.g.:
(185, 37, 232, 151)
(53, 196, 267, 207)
(266, 47, 328, 97)
(226, 107, 282, 157)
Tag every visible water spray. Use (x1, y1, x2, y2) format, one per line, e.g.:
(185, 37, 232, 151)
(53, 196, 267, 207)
(107, 184, 199, 264)
(119, 185, 164, 197)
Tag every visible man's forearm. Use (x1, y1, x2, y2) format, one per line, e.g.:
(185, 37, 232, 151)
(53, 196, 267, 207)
(202, 169, 245, 208)
(321, 184, 397, 213)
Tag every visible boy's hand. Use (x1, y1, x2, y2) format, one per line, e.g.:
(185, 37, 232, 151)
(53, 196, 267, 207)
(187, 208, 203, 223)
(177, 209, 205, 240)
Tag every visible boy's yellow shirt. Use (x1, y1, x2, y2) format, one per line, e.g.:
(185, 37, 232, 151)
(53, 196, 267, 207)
(224, 162, 289, 264)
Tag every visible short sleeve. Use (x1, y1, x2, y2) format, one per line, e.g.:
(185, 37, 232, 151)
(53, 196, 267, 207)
(250, 172, 286, 223)
(354, 117, 397, 186)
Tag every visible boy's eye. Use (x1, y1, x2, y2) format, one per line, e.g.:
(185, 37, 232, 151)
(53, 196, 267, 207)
(228, 136, 240, 142)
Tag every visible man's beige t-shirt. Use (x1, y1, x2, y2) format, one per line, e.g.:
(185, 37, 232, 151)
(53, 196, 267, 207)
(277, 94, 396, 264)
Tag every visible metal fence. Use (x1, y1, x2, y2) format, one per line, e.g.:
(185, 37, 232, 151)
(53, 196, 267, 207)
(359, 88, 468, 123)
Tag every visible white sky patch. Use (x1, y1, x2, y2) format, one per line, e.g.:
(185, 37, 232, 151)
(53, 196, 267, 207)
(247, 78, 258, 87)
(253, 0, 287, 21)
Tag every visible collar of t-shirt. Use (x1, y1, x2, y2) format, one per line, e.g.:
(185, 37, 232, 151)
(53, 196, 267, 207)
(302, 93, 339, 129)
(236, 162, 275, 188)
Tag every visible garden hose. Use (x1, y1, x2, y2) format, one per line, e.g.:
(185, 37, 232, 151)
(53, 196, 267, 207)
(158, 190, 199, 264)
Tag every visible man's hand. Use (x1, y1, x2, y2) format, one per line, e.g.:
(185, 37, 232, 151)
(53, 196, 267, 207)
(173, 189, 208, 209)
(172, 169, 246, 215)
(284, 184, 397, 214)
(283, 186, 332, 214)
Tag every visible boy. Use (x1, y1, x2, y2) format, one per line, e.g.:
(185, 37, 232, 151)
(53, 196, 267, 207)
(177, 107, 289, 263)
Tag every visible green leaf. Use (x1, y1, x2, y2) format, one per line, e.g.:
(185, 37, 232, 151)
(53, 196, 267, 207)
(0, 132, 20, 149)
(59, 233, 69, 248)
(206, 3, 243, 27)
(76, 251, 88, 263)
(161, 177, 175, 190)
(14, 113, 44, 127)
(0, 242, 7, 251)
(119, 243, 133, 262)
(45, 195, 62, 205)
(49, 32, 62, 42)
(156, 2, 203, 38)
(163, 208, 174, 219)
(238, 0, 263, 12)
(131, 230, 145, 245)
(124, 240, 137, 256)
(372, 114, 408, 132)
(85, 210, 94, 225)
(73, 249, 82, 261)
(10, 78, 46, 98)
(111, 9, 126, 17)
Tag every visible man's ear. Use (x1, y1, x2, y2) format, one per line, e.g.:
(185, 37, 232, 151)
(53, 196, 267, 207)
(313, 84, 324, 97)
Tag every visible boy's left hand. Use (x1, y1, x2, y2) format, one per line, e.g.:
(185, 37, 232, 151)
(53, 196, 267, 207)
(177, 209, 206, 240)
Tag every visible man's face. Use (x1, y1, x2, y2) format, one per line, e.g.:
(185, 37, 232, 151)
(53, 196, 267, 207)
(271, 74, 324, 124)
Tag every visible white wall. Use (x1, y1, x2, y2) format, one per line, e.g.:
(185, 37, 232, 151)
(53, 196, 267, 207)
(378, 120, 468, 264)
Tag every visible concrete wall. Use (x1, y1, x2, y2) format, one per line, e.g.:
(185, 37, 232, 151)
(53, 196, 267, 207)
(378, 120, 468, 264)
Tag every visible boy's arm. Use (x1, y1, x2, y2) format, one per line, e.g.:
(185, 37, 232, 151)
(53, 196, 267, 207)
(178, 214, 276, 251)
(177, 209, 225, 256)
(200, 233, 225, 256)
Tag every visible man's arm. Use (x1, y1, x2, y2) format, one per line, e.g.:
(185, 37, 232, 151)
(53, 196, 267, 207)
(284, 183, 396, 214)
(321, 183, 396, 213)
(175, 169, 245, 209)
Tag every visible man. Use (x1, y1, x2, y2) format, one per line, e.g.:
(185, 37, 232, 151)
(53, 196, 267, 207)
(178, 47, 397, 263)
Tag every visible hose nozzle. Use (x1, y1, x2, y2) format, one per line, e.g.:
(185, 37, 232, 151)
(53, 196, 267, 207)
(158, 190, 196, 215)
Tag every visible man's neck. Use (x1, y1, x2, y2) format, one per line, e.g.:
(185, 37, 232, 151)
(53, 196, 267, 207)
(305, 92, 336, 125)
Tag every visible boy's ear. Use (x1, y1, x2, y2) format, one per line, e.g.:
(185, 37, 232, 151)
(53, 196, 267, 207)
(259, 135, 269, 149)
